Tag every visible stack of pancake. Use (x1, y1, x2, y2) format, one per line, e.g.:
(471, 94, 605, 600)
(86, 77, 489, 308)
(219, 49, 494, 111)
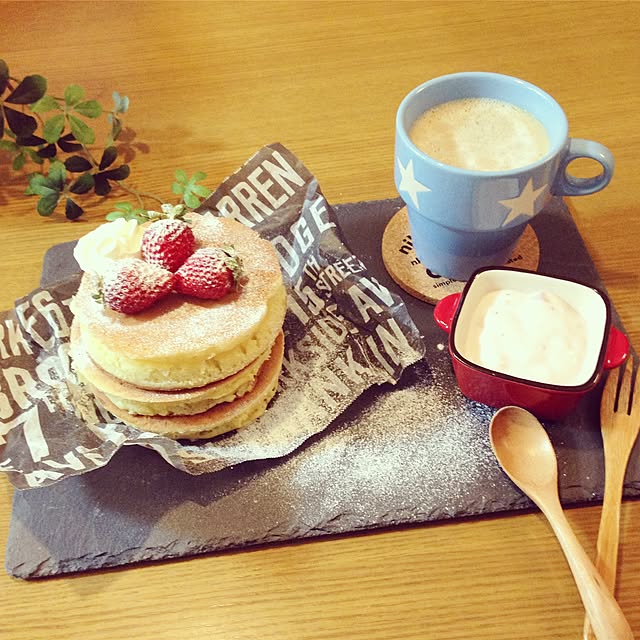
(70, 214, 286, 440)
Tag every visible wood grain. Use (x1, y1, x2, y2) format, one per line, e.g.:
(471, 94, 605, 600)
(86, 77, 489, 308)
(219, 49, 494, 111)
(1, 2, 639, 639)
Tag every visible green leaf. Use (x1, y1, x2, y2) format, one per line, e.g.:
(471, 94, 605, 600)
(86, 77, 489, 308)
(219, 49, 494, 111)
(0, 60, 9, 95)
(12, 152, 26, 170)
(68, 114, 95, 144)
(43, 113, 65, 143)
(5, 74, 47, 105)
(111, 201, 134, 214)
(64, 155, 92, 172)
(171, 181, 185, 195)
(191, 171, 207, 182)
(65, 197, 84, 220)
(0, 139, 18, 152)
(99, 145, 117, 170)
(4, 106, 37, 137)
(183, 192, 200, 209)
(106, 204, 146, 223)
(69, 172, 94, 194)
(48, 160, 67, 189)
(37, 192, 60, 216)
(190, 184, 211, 197)
(74, 100, 102, 118)
(64, 84, 85, 106)
(30, 95, 60, 113)
(174, 169, 188, 184)
(26, 148, 45, 164)
(28, 173, 58, 197)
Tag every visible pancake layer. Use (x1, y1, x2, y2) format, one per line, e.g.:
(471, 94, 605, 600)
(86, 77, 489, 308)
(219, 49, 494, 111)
(92, 330, 284, 440)
(70, 214, 287, 389)
(71, 323, 279, 416)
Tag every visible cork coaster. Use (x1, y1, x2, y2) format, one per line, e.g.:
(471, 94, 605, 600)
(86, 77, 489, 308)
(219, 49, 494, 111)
(381, 207, 540, 304)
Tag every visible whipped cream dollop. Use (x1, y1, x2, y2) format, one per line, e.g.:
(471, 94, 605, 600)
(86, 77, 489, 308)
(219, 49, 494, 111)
(73, 218, 146, 275)
(462, 289, 588, 386)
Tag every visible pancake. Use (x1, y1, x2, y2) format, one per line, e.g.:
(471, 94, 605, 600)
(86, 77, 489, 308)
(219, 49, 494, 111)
(92, 329, 285, 440)
(70, 323, 278, 416)
(70, 214, 287, 389)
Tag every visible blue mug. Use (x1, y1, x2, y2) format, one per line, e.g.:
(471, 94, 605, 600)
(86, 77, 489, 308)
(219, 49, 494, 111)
(394, 72, 614, 281)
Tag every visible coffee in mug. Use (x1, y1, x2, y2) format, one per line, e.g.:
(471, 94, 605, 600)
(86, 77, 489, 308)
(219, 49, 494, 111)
(408, 97, 550, 172)
(394, 72, 615, 281)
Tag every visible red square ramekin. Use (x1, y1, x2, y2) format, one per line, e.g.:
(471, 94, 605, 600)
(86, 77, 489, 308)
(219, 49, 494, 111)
(433, 267, 629, 420)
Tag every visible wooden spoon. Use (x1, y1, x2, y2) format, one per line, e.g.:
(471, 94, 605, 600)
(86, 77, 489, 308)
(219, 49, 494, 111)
(489, 406, 634, 640)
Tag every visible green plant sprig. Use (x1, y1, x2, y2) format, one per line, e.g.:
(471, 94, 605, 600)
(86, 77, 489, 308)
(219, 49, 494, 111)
(0, 60, 212, 220)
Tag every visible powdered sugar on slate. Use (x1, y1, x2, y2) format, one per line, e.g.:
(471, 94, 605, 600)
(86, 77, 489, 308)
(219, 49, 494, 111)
(277, 356, 499, 531)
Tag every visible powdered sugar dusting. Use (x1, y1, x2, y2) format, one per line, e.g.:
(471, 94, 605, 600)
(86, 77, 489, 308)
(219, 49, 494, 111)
(274, 357, 500, 528)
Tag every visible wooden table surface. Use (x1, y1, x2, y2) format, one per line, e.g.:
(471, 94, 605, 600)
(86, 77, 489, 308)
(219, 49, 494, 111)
(2, 2, 639, 639)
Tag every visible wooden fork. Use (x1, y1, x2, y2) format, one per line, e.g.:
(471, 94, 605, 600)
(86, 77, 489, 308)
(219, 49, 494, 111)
(583, 358, 640, 640)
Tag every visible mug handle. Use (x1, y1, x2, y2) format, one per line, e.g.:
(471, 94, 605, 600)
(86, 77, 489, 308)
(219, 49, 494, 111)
(552, 138, 614, 196)
(433, 292, 462, 333)
(603, 325, 629, 370)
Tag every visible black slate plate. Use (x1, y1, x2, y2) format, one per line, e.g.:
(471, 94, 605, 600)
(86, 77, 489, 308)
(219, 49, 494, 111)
(5, 197, 639, 579)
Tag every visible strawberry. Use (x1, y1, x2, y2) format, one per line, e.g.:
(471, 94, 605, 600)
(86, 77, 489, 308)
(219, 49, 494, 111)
(141, 218, 195, 272)
(174, 246, 243, 300)
(100, 258, 176, 314)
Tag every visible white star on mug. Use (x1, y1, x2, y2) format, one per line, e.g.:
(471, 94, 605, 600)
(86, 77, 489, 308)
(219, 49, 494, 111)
(397, 157, 431, 208)
(499, 178, 547, 227)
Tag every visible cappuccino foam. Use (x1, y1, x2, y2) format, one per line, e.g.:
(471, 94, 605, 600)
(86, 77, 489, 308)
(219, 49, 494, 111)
(409, 97, 550, 172)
